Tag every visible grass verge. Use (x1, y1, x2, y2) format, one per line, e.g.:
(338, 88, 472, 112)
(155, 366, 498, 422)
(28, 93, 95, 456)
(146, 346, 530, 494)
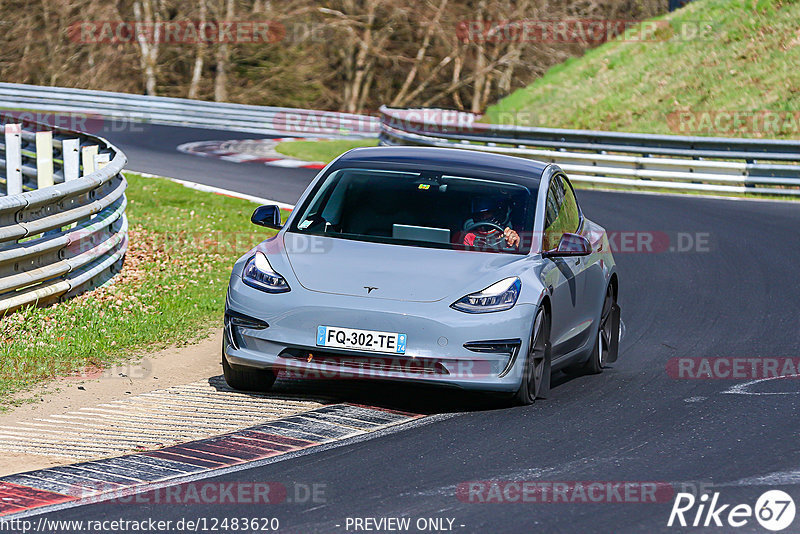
(274, 138, 378, 163)
(0, 172, 287, 410)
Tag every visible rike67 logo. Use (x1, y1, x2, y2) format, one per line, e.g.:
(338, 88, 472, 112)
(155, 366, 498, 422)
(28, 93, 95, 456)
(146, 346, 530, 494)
(668, 490, 796, 531)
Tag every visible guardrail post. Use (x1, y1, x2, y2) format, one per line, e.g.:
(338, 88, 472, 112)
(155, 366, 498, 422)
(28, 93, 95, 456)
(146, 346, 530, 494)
(4, 123, 22, 195)
(94, 152, 110, 170)
(62, 139, 80, 181)
(0, 114, 129, 314)
(35, 131, 54, 189)
(81, 145, 98, 176)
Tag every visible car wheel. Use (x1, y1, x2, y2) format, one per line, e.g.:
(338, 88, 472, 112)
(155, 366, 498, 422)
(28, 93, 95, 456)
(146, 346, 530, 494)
(222, 347, 277, 393)
(513, 308, 551, 406)
(575, 284, 618, 375)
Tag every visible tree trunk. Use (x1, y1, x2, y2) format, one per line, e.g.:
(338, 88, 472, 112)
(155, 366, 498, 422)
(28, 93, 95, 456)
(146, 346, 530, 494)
(357, 65, 375, 113)
(470, 2, 487, 114)
(214, 0, 235, 102)
(133, 0, 161, 96)
(451, 46, 464, 109)
(188, 0, 207, 99)
(345, 0, 376, 113)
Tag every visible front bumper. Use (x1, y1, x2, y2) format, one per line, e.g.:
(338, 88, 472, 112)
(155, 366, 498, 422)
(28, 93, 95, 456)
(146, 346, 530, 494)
(224, 276, 537, 393)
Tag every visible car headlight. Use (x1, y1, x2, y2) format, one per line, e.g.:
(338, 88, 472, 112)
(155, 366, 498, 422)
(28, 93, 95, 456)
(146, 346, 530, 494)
(451, 277, 521, 314)
(242, 252, 290, 293)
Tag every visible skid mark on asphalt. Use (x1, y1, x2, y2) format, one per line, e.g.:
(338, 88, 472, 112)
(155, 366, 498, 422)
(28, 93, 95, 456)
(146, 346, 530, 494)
(177, 138, 327, 169)
(0, 376, 324, 460)
(721, 376, 800, 396)
(0, 404, 422, 517)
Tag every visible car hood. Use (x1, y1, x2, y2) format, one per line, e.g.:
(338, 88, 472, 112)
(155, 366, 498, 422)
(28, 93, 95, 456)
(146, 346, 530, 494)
(283, 233, 524, 302)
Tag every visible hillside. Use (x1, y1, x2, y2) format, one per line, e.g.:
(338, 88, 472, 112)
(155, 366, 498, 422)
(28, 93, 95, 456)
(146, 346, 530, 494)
(484, 0, 800, 139)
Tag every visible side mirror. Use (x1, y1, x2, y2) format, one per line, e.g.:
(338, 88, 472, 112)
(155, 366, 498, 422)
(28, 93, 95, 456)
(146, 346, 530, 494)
(251, 205, 282, 230)
(543, 233, 591, 258)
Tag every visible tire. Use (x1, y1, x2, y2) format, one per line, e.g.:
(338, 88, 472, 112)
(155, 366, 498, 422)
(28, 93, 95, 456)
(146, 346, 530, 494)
(513, 309, 552, 406)
(570, 284, 618, 375)
(222, 347, 277, 393)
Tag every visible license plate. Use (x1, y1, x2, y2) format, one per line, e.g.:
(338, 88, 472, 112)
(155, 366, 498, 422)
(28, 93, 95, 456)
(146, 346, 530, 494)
(316, 326, 406, 354)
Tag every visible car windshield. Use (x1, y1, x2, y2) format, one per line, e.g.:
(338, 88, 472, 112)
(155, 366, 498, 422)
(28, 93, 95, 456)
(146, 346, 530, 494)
(289, 167, 536, 254)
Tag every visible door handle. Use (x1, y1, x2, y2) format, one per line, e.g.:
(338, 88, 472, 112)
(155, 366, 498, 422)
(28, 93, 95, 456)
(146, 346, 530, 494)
(574, 258, 581, 265)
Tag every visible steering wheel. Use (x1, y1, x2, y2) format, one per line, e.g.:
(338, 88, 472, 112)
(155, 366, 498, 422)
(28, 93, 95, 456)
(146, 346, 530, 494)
(465, 221, 505, 234)
(464, 221, 507, 247)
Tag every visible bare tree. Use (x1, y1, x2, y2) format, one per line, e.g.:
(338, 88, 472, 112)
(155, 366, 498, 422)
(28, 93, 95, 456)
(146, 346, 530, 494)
(214, 0, 235, 102)
(0, 0, 669, 109)
(188, 0, 208, 99)
(133, 0, 163, 96)
(469, 1, 487, 113)
(318, 0, 406, 113)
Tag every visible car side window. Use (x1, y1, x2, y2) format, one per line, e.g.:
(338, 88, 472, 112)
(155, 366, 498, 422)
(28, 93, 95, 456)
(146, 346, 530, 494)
(543, 177, 563, 251)
(543, 174, 580, 251)
(560, 175, 580, 234)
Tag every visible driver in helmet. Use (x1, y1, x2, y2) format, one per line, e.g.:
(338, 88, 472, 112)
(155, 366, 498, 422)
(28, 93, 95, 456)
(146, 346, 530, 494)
(462, 196, 520, 249)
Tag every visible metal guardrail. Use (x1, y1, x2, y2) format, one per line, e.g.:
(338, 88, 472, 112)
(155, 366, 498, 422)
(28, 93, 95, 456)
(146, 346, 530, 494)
(379, 107, 800, 196)
(0, 113, 128, 314)
(0, 83, 379, 138)
(3, 84, 797, 195)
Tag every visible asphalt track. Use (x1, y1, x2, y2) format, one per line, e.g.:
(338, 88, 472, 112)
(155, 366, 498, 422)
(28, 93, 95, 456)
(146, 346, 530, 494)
(33, 125, 800, 532)
(105, 124, 313, 202)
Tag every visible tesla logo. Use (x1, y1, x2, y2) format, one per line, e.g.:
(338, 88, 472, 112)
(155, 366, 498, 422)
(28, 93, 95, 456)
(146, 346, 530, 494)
(364, 286, 378, 294)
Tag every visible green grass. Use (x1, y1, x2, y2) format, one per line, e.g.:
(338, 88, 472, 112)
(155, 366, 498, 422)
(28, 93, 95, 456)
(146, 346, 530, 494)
(0, 173, 287, 410)
(484, 0, 800, 138)
(274, 138, 379, 163)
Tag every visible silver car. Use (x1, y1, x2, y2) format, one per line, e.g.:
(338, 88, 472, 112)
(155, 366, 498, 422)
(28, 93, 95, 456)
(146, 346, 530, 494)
(223, 147, 620, 405)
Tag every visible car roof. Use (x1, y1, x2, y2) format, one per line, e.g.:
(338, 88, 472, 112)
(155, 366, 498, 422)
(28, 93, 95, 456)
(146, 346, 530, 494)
(332, 146, 548, 185)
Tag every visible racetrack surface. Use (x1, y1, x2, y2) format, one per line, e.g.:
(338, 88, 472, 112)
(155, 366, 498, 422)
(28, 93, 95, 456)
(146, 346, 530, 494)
(39, 126, 800, 532)
(104, 124, 314, 203)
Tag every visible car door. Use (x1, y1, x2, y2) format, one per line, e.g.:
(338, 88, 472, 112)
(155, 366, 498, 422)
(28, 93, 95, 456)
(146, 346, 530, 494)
(560, 174, 604, 349)
(540, 174, 593, 357)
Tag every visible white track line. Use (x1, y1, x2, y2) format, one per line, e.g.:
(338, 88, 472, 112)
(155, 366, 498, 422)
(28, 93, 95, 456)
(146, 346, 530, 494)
(132, 171, 296, 210)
